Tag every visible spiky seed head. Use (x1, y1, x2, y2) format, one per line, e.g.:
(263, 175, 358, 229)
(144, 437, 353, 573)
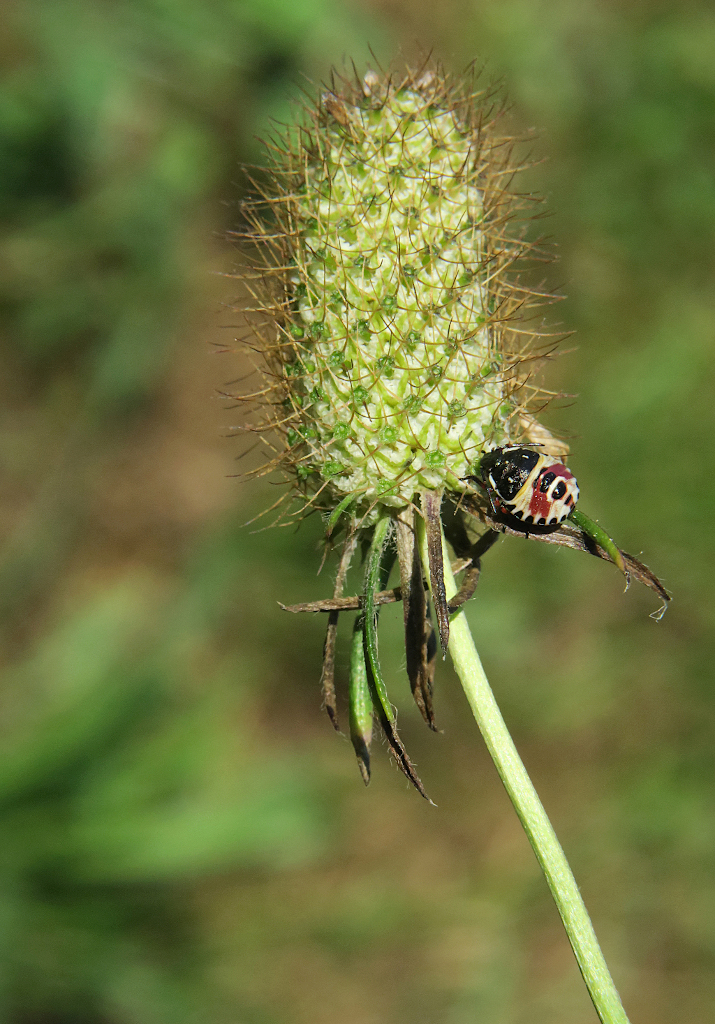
(238, 63, 565, 522)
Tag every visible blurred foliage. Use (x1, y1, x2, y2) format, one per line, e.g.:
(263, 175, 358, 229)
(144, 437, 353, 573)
(0, 1, 714, 1022)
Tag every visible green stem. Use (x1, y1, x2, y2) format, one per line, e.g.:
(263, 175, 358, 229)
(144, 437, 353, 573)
(416, 517, 630, 1024)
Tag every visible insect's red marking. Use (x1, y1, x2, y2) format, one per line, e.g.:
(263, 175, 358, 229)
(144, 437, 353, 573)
(528, 464, 575, 521)
(528, 484, 552, 521)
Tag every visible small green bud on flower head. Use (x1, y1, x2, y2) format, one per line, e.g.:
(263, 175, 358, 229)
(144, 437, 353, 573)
(239, 61, 568, 520)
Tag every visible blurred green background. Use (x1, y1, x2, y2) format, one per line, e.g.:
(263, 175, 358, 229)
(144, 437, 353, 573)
(1, 1, 713, 1021)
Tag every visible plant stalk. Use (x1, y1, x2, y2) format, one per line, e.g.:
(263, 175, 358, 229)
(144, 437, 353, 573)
(416, 517, 630, 1024)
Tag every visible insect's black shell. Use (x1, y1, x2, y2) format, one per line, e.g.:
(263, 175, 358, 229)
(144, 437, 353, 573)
(480, 447, 540, 501)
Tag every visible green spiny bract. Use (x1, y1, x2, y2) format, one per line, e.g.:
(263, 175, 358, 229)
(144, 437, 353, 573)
(240, 64, 565, 519)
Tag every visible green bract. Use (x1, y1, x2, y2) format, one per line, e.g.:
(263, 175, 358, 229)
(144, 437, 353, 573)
(241, 65, 564, 518)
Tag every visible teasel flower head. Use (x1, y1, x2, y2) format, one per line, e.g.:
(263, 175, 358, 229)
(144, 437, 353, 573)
(232, 62, 669, 799)
(239, 63, 562, 514)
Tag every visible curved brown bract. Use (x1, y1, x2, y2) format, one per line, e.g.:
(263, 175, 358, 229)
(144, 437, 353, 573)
(460, 492, 670, 618)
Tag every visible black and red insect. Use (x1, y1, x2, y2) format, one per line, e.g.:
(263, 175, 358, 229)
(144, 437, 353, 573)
(469, 445, 579, 528)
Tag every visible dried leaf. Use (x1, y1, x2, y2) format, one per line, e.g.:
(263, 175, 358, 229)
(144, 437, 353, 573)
(446, 529, 500, 613)
(421, 490, 450, 654)
(397, 511, 437, 730)
(319, 530, 358, 731)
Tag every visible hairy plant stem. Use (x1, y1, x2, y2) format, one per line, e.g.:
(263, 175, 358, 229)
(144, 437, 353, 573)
(415, 516, 630, 1024)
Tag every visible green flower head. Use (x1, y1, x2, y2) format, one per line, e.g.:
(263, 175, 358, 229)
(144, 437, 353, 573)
(239, 63, 569, 521)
